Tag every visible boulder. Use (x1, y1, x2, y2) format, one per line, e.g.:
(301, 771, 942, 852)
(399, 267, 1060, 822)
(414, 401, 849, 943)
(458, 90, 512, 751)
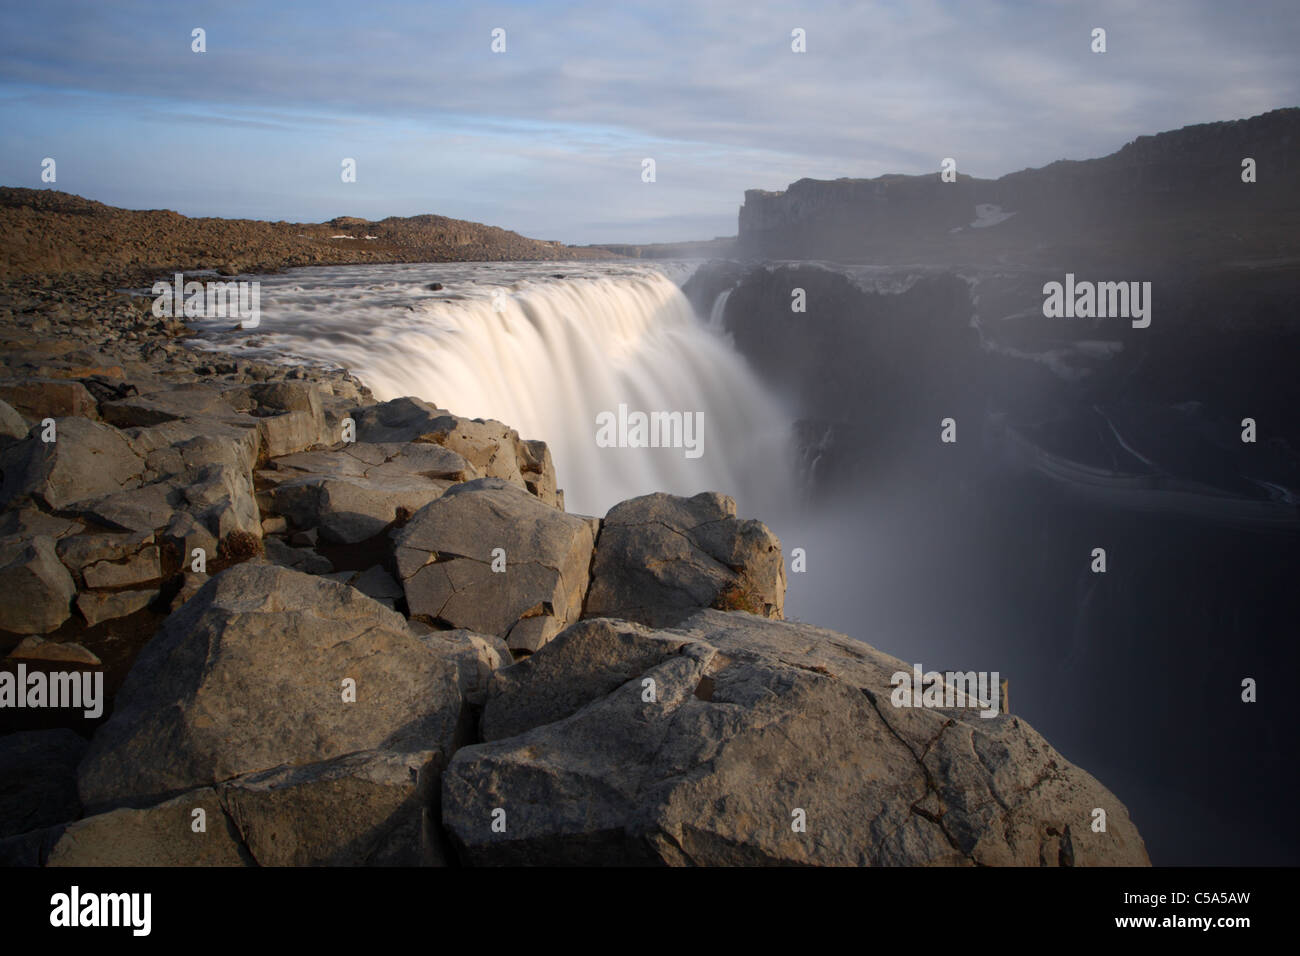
(392, 479, 594, 652)
(182, 463, 261, 543)
(411, 625, 513, 707)
(7, 636, 101, 665)
(56, 531, 154, 576)
(0, 827, 53, 867)
(327, 565, 403, 608)
(258, 407, 332, 461)
(77, 563, 464, 813)
(0, 506, 81, 541)
(163, 512, 218, 568)
(263, 536, 333, 574)
(218, 748, 445, 866)
(0, 417, 143, 510)
(81, 544, 161, 589)
(68, 426, 260, 552)
(127, 418, 259, 477)
(0, 730, 86, 840)
(72, 480, 184, 535)
(264, 443, 470, 544)
(99, 383, 247, 429)
(0, 379, 98, 420)
(583, 492, 786, 626)
(0, 535, 77, 633)
(76, 589, 158, 627)
(45, 788, 249, 867)
(441, 610, 1150, 867)
(349, 396, 445, 443)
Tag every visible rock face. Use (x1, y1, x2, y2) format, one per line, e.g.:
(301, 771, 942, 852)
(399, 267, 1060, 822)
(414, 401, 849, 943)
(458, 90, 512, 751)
(584, 492, 786, 626)
(443, 611, 1149, 866)
(77, 563, 464, 813)
(393, 479, 594, 652)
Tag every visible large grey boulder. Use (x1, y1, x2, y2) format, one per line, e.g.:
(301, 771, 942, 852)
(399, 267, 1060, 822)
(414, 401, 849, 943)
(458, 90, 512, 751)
(584, 492, 786, 626)
(0, 730, 86, 840)
(0, 535, 77, 633)
(253, 383, 334, 459)
(442, 611, 1150, 867)
(0, 417, 144, 510)
(393, 479, 594, 652)
(78, 563, 464, 813)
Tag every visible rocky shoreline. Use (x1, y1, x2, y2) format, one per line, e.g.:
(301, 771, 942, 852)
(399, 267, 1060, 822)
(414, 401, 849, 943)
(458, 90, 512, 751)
(0, 252, 1149, 865)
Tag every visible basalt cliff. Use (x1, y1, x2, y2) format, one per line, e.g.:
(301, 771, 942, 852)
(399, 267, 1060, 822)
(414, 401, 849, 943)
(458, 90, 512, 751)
(738, 107, 1300, 268)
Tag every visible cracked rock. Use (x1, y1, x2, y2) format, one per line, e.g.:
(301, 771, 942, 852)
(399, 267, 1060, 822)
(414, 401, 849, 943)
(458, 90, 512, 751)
(0, 417, 144, 511)
(393, 478, 594, 651)
(77, 562, 464, 814)
(441, 609, 1149, 867)
(583, 491, 786, 626)
(350, 397, 560, 507)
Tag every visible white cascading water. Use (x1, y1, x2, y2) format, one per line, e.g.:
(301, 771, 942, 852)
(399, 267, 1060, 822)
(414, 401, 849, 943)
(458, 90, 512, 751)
(188, 261, 794, 518)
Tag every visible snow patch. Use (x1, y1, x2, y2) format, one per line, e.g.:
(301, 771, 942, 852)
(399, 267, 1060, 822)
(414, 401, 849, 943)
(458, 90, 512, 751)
(969, 204, 1015, 229)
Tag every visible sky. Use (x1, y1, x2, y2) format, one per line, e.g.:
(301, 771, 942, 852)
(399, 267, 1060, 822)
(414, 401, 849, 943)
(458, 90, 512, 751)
(0, 0, 1296, 244)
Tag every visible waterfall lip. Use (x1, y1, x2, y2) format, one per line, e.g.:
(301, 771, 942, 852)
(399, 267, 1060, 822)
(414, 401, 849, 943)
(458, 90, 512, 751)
(178, 259, 797, 519)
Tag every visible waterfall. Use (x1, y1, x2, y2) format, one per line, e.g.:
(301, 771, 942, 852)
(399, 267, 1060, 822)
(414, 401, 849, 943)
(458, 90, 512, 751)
(194, 263, 794, 518)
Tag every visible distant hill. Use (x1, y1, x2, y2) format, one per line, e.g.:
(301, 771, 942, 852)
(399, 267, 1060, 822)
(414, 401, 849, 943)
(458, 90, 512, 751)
(737, 108, 1300, 268)
(0, 188, 616, 281)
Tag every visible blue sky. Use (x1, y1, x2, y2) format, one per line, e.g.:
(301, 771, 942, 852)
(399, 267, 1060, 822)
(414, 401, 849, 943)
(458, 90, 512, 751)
(1, 0, 1296, 243)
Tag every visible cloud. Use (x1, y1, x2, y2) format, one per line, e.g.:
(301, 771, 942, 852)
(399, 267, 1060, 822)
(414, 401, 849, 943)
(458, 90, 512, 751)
(1, 0, 1296, 241)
